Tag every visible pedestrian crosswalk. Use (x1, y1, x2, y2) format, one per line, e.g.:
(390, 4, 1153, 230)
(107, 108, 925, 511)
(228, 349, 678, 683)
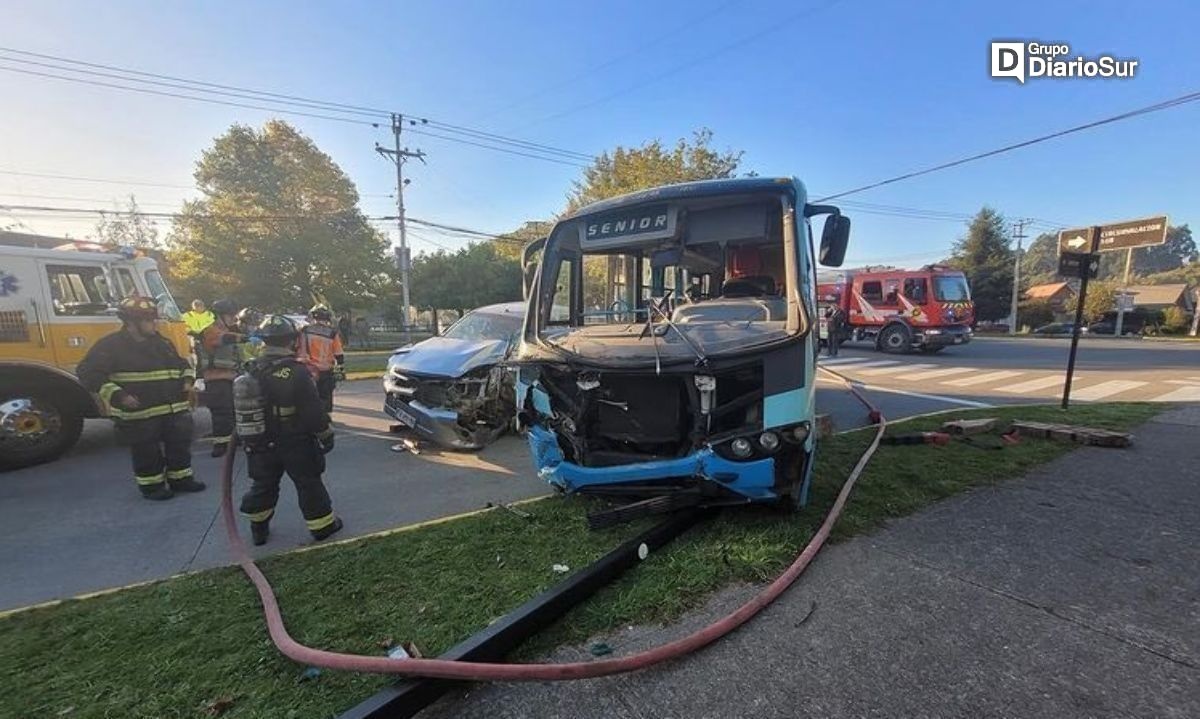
(817, 355, 1196, 403)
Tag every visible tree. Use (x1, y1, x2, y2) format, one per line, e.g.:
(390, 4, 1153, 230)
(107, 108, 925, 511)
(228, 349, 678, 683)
(566, 128, 743, 213)
(1131, 224, 1196, 275)
(409, 241, 521, 317)
(1020, 232, 1059, 289)
(91, 196, 161, 249)
(948, 207, 1014, 321)
(1082, 281, 1117, 322)
(167, 120, 390, 311)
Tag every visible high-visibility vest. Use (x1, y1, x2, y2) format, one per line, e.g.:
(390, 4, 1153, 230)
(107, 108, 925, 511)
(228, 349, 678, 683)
(183, 310, 215, 334)
(300, 324, 343, 372)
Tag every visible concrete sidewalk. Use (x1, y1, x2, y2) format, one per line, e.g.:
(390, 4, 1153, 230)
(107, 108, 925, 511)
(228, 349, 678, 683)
(427, 405, 1200, 719)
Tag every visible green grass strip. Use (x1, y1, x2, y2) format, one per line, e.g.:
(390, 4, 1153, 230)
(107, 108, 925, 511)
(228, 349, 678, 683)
(0, 403, 1159, 718)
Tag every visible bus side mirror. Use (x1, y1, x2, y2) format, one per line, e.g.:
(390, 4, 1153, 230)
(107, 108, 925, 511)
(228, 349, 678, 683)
(819, 215, 850, 267)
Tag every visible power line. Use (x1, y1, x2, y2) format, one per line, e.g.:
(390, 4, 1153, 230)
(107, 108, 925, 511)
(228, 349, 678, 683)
(0, 47, 596, 163)
(0, 168, 194, 189)
(3, 58, 592, 167)
(816, 90, 1200, 202)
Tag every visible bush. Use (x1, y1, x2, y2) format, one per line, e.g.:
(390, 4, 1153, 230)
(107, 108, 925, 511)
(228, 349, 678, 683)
(1017, 299, 1055, 331)
(1161, 306, 1191, 334)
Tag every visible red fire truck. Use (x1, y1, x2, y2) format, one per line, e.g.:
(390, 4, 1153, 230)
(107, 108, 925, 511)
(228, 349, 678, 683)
(817, 265, 974, 353)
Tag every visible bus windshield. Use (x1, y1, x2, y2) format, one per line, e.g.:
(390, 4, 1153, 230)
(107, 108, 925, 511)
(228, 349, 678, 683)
(533, 189, 813, 363)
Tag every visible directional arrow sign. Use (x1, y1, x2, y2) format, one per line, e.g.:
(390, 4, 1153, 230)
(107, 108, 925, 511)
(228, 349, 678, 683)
(1058, 228, 1095, 254)
(1058, 216, 1168, 255)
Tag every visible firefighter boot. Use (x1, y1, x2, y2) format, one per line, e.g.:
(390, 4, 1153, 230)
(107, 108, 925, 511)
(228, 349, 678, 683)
(311, 517, 344, 542)
(140, 484, 174, 501)
(211, 442, 229, 458)
(250, 520, 270, 546)
(169, 476, 207, 493)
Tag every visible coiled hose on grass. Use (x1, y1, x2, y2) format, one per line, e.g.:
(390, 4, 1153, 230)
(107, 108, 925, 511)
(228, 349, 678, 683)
(222, 364, 882, 680)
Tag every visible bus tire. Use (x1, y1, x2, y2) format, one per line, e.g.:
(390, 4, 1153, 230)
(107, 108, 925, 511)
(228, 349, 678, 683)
(878, 323, 912, 354)
(0, 389, 85, 471)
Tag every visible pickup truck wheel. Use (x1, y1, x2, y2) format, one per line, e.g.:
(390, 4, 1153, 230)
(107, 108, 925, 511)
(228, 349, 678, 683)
(0, 392, 84, 470)
(878, 324, 912, 354)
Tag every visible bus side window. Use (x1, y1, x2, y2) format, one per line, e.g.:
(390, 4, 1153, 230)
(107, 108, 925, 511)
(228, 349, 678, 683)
(903, 278, 928, 303)
(861, 281, 883, 303)
(549, 259, 573, 325)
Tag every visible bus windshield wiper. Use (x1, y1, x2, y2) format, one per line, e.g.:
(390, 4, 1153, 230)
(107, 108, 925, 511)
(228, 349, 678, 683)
(645, 294, 707, 368)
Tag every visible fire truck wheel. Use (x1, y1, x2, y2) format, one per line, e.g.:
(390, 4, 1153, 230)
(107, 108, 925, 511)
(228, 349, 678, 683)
(878, 324, 912, 354)
(0, 390, 84, 471)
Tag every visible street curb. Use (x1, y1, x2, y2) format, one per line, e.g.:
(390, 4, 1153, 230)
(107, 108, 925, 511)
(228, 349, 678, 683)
(345, 370, 385, 380)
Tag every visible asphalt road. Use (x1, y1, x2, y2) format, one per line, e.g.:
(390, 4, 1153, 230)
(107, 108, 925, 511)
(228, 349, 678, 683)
(2, 336, 1193, 611)
(819, 335, 1200, 406)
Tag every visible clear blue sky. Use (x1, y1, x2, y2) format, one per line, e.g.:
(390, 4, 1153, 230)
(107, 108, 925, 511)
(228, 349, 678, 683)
(1, 0, 1196, 265)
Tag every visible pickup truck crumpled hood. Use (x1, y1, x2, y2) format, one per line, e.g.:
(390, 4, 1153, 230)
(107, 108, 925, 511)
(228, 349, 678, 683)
(388, 336, 508, 379)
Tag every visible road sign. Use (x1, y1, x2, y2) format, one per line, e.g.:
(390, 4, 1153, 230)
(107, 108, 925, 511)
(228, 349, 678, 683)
(1058, 251, 1100, 279)
(1058, 216, 1168, 254)
(1116, 292, 1135, 312)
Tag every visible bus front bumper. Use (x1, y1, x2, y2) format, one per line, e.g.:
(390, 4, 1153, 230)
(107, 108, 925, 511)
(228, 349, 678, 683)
(525, 425, 802, 504)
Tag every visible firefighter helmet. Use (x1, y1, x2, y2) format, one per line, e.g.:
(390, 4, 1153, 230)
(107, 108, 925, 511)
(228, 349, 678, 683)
(236, 306, 263, 328)
(308, 304, 332, 322)
(256, 314, 299, 344)
(116, 296, 159, 321)
(211, 298, 238, 316)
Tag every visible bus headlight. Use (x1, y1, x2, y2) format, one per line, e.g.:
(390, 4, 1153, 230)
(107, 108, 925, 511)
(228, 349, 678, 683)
(785, 422, 811, 444)
(758, 432, 780, 452)
(729, 438, 754, 459)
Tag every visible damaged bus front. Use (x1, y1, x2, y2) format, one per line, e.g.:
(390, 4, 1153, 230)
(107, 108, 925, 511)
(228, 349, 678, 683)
(515, 177, 850, 508)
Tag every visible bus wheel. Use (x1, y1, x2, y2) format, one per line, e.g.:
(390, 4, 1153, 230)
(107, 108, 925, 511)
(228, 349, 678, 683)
(878, 324, 911, 354)
(0, 392, 83, 470)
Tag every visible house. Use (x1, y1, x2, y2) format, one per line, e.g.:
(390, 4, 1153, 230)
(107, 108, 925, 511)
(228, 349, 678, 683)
(1122, 284, 1195, 312)
(1024, 281, 1077, 316)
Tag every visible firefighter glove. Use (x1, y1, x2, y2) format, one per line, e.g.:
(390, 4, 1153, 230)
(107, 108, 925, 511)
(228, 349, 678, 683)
(317, 429, 336, 454)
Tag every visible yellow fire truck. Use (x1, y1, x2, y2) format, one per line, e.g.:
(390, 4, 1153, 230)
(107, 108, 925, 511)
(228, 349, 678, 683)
(0, 243, 190, 470)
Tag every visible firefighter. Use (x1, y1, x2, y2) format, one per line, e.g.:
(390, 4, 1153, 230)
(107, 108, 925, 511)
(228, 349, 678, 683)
(76, 296, 205, 500)
(299, 304, 345, 414)
(826, 303, 847, 357)
(198, 299, 246, 458)
(236, 306, 265, 362)
(238, 314, 341, 546)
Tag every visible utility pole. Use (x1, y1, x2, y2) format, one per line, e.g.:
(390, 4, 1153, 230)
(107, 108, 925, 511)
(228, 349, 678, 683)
(375, 113, 426, 344)
(1009, 218, 1028, 334)
(1113, 247, 1134, 337)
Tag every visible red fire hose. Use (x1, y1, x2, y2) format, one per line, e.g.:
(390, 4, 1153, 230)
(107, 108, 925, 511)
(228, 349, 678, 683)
(222, 365, 882, 681)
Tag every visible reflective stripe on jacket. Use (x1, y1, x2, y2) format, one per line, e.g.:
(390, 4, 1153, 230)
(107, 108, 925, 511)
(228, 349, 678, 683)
(76, 329, 193, 424)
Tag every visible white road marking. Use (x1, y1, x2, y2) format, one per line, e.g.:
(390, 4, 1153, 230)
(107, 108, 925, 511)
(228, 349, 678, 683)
(1070, 380, 1148, 400)
(847, 382, 994, 408)
(941, 370, 1024, 387)
(1166, 379, 1200, 386)
(893, 366, 975, 381)
(832, 360, 901, 370)
(999, 375, 1068, 394)
(1149, 385, 1200, 402)
(818, 356, 877, 366)
(856, 363, 937, 376)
